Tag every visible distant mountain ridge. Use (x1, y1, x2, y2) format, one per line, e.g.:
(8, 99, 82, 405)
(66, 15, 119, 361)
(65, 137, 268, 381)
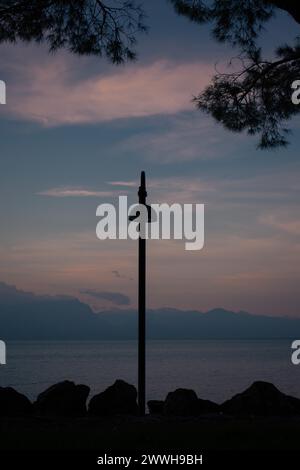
(0, 282, 299, 340)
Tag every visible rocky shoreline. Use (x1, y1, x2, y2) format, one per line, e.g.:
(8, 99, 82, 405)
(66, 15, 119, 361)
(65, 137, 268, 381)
(1, 379, 300, 418)
(1, 380, 300, 450)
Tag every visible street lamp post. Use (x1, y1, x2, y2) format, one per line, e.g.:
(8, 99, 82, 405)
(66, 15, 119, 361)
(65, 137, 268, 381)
(138, 171, 147, 416)
(129, 171, 149, 416)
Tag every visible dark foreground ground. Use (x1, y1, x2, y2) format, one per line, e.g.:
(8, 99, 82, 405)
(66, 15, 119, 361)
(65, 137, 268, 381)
(1, 414, 300, 451)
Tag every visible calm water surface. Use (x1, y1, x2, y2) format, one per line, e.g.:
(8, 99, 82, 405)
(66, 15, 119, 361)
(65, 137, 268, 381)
(0, 340, 299, 403)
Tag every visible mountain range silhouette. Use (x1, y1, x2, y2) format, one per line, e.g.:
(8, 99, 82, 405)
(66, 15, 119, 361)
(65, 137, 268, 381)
(0, 282, 299, 340)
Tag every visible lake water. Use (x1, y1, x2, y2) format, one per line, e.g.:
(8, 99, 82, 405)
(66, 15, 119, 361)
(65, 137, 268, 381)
(0, 340, 299, 404)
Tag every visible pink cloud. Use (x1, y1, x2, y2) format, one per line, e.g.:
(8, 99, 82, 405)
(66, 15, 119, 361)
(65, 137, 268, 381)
(6, 56, 212, 126)
(108, 181, 137, 187)
(261, 213, 300, 236)
(37, 187, 121, 197)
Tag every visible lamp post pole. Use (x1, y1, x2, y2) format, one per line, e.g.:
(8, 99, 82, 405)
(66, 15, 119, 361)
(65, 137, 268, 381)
(138, 171, 147, 416)
(129, 171, 150, 416)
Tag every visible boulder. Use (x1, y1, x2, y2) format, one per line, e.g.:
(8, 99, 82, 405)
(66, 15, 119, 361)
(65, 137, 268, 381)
(222, 381, 300, 416)
(0, 387, 32, 416)
(198, 398, 220, 414)
(164, 388, 199, 416)
(88, 380, 138, 416)
(34, 380, 90, 416)
(148, 400, 164, 415)
(287, 395, 300, 414)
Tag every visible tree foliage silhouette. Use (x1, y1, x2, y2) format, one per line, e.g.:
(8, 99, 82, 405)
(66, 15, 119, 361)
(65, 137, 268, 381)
(1, 0, 300, 147)
(0, 0, 146, 63)
(170, 1, 300, 149)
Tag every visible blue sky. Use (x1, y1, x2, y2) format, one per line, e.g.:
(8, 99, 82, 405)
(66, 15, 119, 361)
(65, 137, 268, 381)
(0, 0, 300, 315)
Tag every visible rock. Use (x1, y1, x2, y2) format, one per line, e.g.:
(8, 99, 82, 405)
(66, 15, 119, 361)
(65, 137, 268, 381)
(222, 381, 300, 416)
(164, 388, 199, 416)
(34, 380, 90, 416)
(88, 380, 138, 416)
(148, 400, 164, 415)
(287, 395, 300, 414)
(0, 387, 32, 416)
(198, 398, 220, 414)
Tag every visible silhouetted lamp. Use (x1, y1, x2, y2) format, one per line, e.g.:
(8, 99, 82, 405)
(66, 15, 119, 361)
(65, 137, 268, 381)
(129, 171, 153, 416)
